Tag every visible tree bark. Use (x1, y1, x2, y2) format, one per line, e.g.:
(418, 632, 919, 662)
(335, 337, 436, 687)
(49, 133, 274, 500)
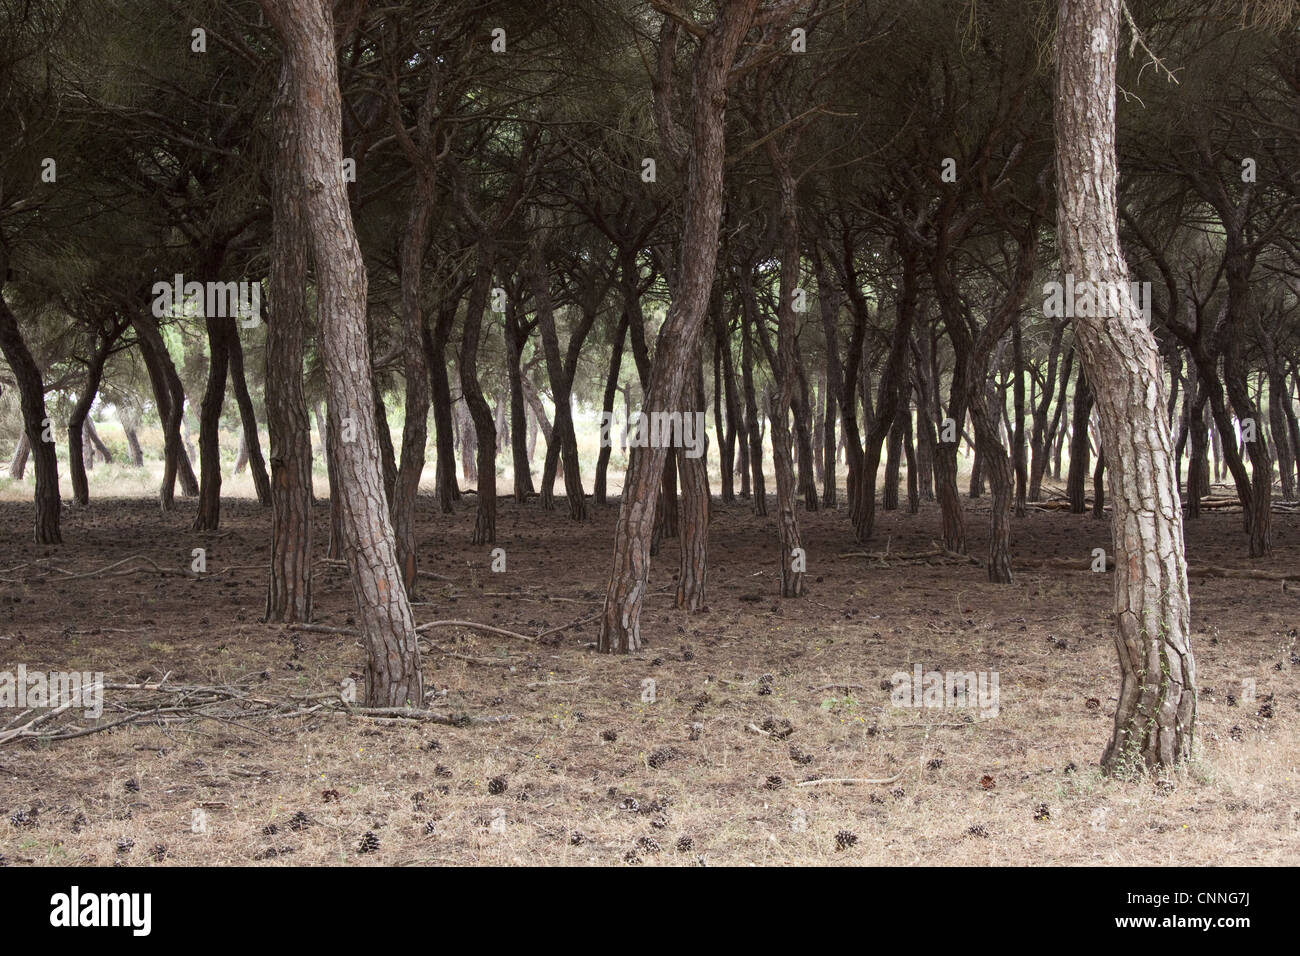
(0, 293, 61, 542)
(193, 303, 233, 531)
(425, 291, 461, 513)
(68, 325, 117, 507)
(1066, 371, 1093, 513)
(503, 299, 535, 503)
(595, 312, 629, 505)
(739, 276, 767, 515)
(598, 0, 758, 653)
(1055, 0, 1194, 772)
(9, 431, 29, 479)
(264, 57, 314, 623)
(260, 0, 422, 707)
(1029, 323, 1067, 500)
(676, 358, 709, 610)
(131, 311, 198, 507)
(460, 260, 498, 544)
(531, 245, 595, 521)
(227, 325, 271, 505)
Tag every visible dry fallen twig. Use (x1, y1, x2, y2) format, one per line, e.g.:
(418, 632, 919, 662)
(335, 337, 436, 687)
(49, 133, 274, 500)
(795, 772, 905, 787)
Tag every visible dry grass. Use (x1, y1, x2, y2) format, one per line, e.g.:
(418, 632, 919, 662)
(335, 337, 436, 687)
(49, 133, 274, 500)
(1, 488, 1297, 867)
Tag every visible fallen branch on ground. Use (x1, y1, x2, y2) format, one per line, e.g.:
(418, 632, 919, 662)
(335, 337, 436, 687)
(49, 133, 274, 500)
(796, 772, 905, 787)
(0, 676, 512, 746)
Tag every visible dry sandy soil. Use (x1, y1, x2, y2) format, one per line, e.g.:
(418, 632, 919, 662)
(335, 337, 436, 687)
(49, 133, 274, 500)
(1, 487, 1297, 866)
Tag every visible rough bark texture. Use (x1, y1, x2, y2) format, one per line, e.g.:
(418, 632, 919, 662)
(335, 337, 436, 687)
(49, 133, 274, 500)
(260, 0, 421, 707)
(0, 292, 61, 542)
(1055, 0, 1194, 773)
(264, 57, 314, 623)
(598, 0, 758, 653)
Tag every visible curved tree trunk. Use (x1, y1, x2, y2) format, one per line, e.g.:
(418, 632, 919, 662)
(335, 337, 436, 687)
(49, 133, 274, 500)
(856, 245, 919, 541)
(598, 0, 758, 653)
(9, 431, 30, 479)
(227, 325, 271, 505)
(68, 326, 115, 507)
(131, 311, 198, 507)
(261, 0, 422, 707)
(0, 293, 61, 542)
(1028, 323, 1067, 500)
(460, 263, 498, 544)
(1056, 0, 1194, 773)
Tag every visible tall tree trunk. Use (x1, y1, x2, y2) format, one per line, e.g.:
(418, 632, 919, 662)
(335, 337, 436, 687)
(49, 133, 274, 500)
(1028, 323, 1067, 500)
(792, 347, 819, 512)
(460, 261, 498, 544)
(676, 357, 709, 610)
(595, 313, 629, 505)
(739, 282, 766, 515)
(0, 294, 61, 542)
(227, 326, 271, 505)
(1067, 372, 1093, 513)
(1055, 0, 1194, 772)
(1012, 319, 1028, 517)
(883, 410, 903, 511)
(264, 58, 314, 623)
(1284, 369, 1300, 499)
(503, 305, 534, 503)
(1267, 366, 1295, 501)
(531, 246, 594, 522)
(131, 311, 198, 506)
(372, 381, 397, 508)
(389, 117, 438, 596)
(856, 246, 918, 541)
(598, 0, 758, 652)
(261, 0, 422, 707)
(1092, 448, 1106, 519)
(193, 310, 233, 531)
(321, 401, 344, 559)
(816, 261, 845, 508)
(68, 327, 115, 507)
(765, 150, 804, 598)
(425, 293, 461, 513)
(903, 401, 919, 513)
(713, 291, 740, 505)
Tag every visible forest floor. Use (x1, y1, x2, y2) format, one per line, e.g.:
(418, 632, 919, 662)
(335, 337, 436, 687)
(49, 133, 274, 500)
(1, 490, 1297, 866)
